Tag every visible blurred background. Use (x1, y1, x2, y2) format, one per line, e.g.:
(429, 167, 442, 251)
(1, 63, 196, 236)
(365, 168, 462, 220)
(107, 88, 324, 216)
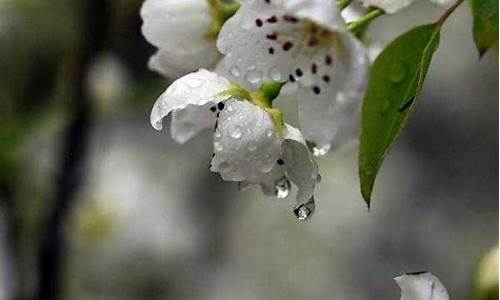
(0, 0, 497, 299)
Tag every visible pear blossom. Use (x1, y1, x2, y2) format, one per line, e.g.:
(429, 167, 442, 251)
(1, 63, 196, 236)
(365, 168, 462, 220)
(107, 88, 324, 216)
(395, 272, 449, 300)
(360, 0, 454, 14)
(151, 69, 319, 220)
(140, 0, 239, 78)
(217, 0, 369, 154)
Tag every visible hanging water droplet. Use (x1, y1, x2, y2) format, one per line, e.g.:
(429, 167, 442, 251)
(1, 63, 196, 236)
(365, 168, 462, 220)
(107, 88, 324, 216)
(313, 144, 331, 156)
(214, 141, 224, 152)
(293, 197, 315, 221)
(275, 178, 291, 199)
(389, 63, 407, 83)
(269, 67, 282, 81)
(230, 126, 242, 139)
(215, 130, 222, 138)
(230, 66, 241, 77)
(245, 69, 263, 84)
(265, 129, 274, 138)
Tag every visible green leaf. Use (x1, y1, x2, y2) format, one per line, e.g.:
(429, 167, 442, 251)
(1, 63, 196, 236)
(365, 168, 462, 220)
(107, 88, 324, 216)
(469, 0, 499, 56)
(358, 24, 441, 206)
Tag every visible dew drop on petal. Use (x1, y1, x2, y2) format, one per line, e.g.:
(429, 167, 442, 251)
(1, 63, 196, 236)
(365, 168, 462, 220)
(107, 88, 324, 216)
(185, 78, 204, 88)
(219, 161, 230, 173)
(230, 66, 241, 77)
(269, 67, 282, 81)
(214, 141, 224, 152)
(248, 140, 257, 151)
(215, 130, 222, 138)
(245, 69, 263, 84)
(265, 129, 274, 138)
(336, 92, 347, 105)
(293, 197, 315, 221)
(313, 144, 331, 156)
(275, 178, 291, 199)
(230, 126, 242, 139)
(259, 163, 274, 174)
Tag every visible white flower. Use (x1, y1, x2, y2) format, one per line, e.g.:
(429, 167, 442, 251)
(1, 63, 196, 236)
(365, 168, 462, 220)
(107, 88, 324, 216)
(395, 272, 449, 300)
(140, 0, 239, 78)
(360, 0, 454, 14)
(217, 0, 369, 154)
(151, 69, 319, 220)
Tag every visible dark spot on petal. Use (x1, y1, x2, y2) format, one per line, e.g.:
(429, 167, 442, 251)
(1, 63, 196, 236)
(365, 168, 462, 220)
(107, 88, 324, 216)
(210, 106, 216, 112)
(295, 68, 303, 77)
(214, 120, 218, 130)
(256, 19, 263, 27)
(289, 74, 296, 82)
(322, 75, 330, 83)
(307, 36, 318, 47)
(267, 16, 277, 23)
(311, 63, 317, 74)
(325, 55, 332, 66)
(268, 47, 275, 54)
(283, 15, 298, 23)
(277, 159, 284, 165)
(283, 41, 293, 51)
(312, 86, 321, 94)
(266, 32, 278, 40)
(217, 102, 225, 110)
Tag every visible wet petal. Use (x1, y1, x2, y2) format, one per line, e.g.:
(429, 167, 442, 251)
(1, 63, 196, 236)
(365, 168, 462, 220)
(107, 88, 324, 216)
(296, 33, 368, 151)
(395, 272, 449, 300)
(282, 124, 319, 204)
(170, 102, 217, 144)
(210, 99, 282, 182)
(150, 69, 232, 131)
(217, 0, 345, 89)
(141, 0, 218, 77)
(360, 0, 416, 13)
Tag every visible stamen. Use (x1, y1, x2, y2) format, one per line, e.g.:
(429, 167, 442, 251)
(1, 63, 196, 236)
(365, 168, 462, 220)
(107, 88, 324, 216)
(312, 86, 321, 94)
(267, 16, 278, 23)
(256, 19, 263, 27)
(283, 41, 293, 51)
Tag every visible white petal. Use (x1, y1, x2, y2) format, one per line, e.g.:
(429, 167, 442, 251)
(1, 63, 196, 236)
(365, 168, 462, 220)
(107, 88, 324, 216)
(170, 102, 217, 144)
(141, 0, 212, 51)
(150, 69, 232, 131)
(217, 0, 345, 89)
(429, 0, 454, 6)
(293, 33, 368, 152)
(359, 0, 416, 13)
(141, 0, 218, 76)
(395, 272, 450, 300)
(148, 48, 220, 78)
(282, 124, 319, 204)
(210, 99, 283, 182)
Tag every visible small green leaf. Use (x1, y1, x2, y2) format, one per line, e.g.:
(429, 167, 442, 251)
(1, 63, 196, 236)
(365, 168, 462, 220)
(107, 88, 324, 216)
(359, 24, 441, 206)
(469, 0, 499, 56)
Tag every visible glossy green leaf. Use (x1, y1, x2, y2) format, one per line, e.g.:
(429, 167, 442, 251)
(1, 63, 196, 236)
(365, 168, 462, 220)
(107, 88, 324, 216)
(469, 0, 499, 56)
(359, 24, 441, 206)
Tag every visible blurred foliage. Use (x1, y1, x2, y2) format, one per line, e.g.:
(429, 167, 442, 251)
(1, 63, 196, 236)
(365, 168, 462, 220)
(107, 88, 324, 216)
(472, 246, 499, 300)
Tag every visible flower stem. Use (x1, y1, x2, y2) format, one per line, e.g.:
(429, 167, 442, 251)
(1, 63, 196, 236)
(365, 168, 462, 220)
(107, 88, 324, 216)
(347, 8, 384, 33)
(338, 0, 354, 10)
(435, 0, 465, 26)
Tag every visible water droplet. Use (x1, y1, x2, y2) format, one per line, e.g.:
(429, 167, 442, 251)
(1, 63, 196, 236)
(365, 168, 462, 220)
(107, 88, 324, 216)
(185, 78, 204, 88)
(214, 141, 224, 152)
(248, 140, 257, 151)
(245, 69, 263, 84)
(336, 92, 347, 104)
(230, 66, 241, 77)
(381, 100, 391, 114)
(269, 67, 282, 81)
(313, 144, 331, 156)
(230, 126, 242, 139)
(259, 163, 274, 174)
(389, 63, 407, 83)
(275, 178, 291, 199)
(265, 129, 274, 138)
(215, 130, 222, 138)
(293, 197, 315, 221)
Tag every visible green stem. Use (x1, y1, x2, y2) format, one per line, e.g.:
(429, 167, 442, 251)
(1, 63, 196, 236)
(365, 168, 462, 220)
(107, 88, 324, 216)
(338, 0, 354, 10)
(435, 0, 465, 26)
(347, 8, 384, 33)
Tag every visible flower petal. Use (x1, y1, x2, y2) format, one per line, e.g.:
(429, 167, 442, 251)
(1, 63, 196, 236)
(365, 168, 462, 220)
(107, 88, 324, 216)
(217, 0, 345, 89)
(360, 0, 416, 13)
(170, 102, 217, 144)
(210, 99, 283, 182)
(148, 48, 220, 78)
(150, 69, 232, 131)
(141, 0, 218, 77)
(395, 272, 450, 300)
(296, 33, 368, 151)
(282, 124, 319, 204)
